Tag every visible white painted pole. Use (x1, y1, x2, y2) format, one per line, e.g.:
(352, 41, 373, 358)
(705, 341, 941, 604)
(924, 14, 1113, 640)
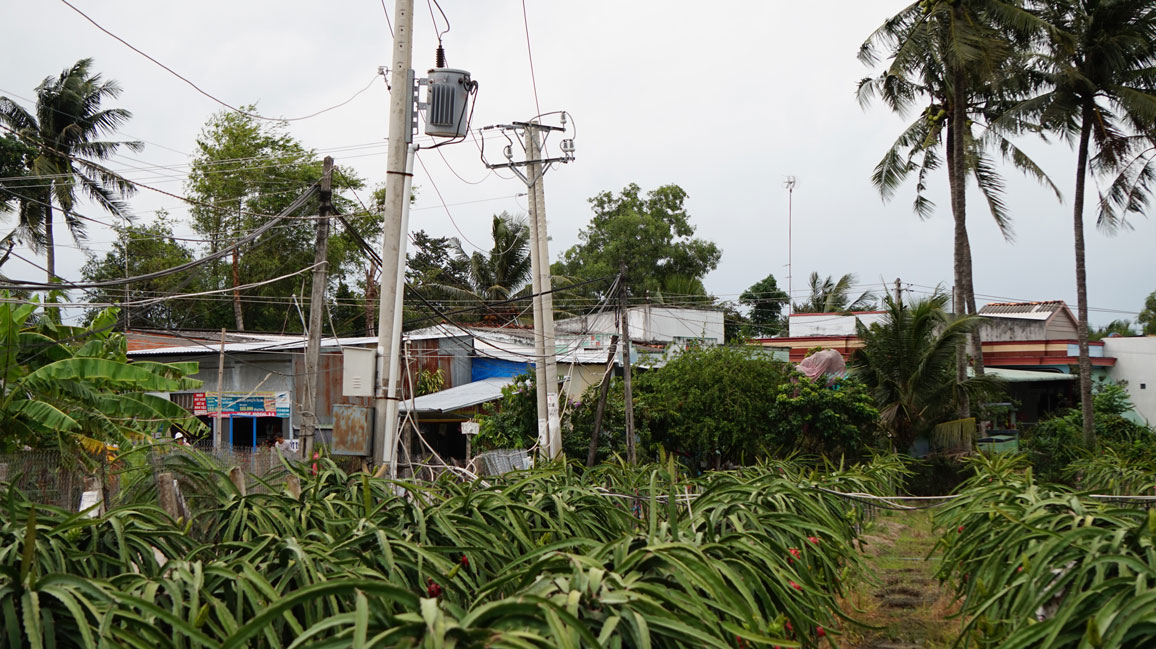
(374, 0, 414, 471)
(383, 144, 416, 478)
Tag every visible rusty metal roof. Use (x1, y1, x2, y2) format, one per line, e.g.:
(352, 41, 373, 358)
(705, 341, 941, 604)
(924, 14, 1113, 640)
(978, 301, 1068, 320)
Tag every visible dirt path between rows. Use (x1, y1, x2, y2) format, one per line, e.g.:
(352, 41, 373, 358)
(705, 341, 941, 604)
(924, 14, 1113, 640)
(838, 509, 964, 649)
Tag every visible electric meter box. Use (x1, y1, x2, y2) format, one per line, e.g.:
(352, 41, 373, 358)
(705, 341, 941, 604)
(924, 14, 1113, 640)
(424, 68, 472, 138)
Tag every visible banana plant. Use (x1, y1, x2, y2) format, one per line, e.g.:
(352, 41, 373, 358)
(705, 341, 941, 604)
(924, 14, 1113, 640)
(0, 295, 205, 463)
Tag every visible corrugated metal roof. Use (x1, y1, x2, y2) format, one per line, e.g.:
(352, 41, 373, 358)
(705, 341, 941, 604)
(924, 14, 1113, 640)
(979, 301, 1067, 320)
(970, 367, 1076, 382)
(399, 376, 513, 413)
(127, 336, 378, 356)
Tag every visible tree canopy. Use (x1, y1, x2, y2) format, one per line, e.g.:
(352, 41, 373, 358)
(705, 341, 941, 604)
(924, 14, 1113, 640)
(554, 183, 720, 298)
(184, 108, 374, 332)
(1140, 291, 1156, 336)
(80, 211, 203, 330)
(738, 273, 788, 338)
(793, 272, 875, 314)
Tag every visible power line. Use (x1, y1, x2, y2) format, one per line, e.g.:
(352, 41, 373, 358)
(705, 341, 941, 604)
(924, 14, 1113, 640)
(58, 0, 382, 123)
(414, 152, 490, 252)
(520, 0, 543, 119)
(380, 0, 394, 37)
(0, 183, 319, 290)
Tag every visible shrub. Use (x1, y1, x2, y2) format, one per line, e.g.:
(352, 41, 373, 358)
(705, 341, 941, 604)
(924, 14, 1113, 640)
(1022, 380, 1155, 484)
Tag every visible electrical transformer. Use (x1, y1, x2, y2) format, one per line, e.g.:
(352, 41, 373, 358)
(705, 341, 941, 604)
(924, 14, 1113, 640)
(424, 68, 473, 138)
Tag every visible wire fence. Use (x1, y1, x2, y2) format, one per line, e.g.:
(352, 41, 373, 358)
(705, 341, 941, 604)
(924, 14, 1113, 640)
(0, 445, 303, 511)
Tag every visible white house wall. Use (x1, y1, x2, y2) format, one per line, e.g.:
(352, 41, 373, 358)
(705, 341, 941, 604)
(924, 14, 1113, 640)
(1103, 337, 1156, 425)
(557, 307, 724, 344)
(789, 313, 886, 337)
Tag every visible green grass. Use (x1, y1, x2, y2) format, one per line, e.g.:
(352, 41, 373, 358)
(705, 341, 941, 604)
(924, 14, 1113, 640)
(840, 509, 964, 649)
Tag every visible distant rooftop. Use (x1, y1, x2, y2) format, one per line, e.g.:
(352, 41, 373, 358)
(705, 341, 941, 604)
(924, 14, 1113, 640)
(979, 301, 1068, 321)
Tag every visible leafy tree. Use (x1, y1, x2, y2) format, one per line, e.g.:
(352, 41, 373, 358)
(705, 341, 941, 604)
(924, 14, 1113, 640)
(416, 212, 536, 326)
(555, 183, 721, 298)
(792, 272, 875, 314)
(185, 108, 373, 332)
(1021, 0, 1156, 446)
(859, 1, 1052, 387)
(402, 229, 471, 331)
(0, 58, 142, 284)
(850, 291, 999, 452)
(0, 294, 205, 464)
(474, 372, 538, 451)
(738, 273, 788, 337)
(638, 346, 878, 466)
(564, 347, 879, 467)
(80, 211, 207, 329)
(407, 230, 470, 293)
(1140, 291, 1156, 335)
(486, 348, 880, 467)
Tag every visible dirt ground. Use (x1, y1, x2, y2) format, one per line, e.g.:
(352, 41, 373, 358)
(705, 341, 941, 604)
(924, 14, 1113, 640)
(836, 509, 965, 649)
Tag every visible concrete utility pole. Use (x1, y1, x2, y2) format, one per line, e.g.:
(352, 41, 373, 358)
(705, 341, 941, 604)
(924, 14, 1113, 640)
(481, 118, 574, 459)
(373, 0, 415, 471)
(526, 127, 561, 458)
(301, 156, 334, 458)
(381, 144, 417, 478)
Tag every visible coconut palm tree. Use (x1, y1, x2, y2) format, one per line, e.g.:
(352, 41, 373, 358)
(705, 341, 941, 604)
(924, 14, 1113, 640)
(428, 212, 534, 324)
(792, 272, 875, 314)
(850, 291, 997, 451)
(1017, 0, 1156, 446)
(464, 212, 532, 302)
(859, 0, 1049, 409)
(0, 58, 141, 284)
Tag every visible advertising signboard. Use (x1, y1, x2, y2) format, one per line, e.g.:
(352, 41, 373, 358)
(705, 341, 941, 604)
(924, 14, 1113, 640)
(192, 391, 291, 418)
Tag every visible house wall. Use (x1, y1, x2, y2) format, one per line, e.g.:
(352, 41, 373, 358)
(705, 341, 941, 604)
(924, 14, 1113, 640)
(189, 353, 295, 395)
(291, 352, 373, 433)
(977, 319, 1047, 342)
(182, 352, 297, 440)
(636, 306, 724, 344)
(1103, 336, 1156, 425)
(561, 364, 610, 400)
(439, 336, 473, 387)
(557, 307, 724, 344)
(788, 313, 885, 337)
(1045, 314, 1078, 340)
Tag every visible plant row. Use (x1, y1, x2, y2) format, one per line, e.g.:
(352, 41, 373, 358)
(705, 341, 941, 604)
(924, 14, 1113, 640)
(0, 451, 907, 648)
(933, 454, 1156, 649)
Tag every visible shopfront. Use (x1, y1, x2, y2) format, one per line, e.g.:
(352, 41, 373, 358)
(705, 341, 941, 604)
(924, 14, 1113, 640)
(190, 391, 292, 449)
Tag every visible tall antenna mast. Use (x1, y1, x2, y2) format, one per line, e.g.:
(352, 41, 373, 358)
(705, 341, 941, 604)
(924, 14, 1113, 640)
(784, 176, 797, 319)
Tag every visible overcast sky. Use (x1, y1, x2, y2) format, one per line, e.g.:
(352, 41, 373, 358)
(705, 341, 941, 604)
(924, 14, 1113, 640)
(2, 0, 1152, 327)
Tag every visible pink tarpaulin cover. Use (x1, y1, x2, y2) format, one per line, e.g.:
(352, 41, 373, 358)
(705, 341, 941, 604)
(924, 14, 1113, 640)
(797, 349, 846, 380)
